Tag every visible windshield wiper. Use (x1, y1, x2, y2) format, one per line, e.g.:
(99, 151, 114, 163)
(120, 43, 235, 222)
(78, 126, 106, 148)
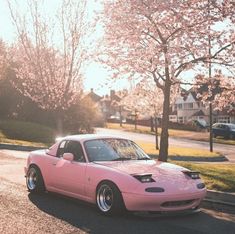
(112, 157, 132, 161)
(138, 157, 151, 160)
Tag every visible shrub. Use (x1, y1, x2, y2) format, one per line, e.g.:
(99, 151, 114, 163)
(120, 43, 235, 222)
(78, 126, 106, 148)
(0, 120, 56, 143)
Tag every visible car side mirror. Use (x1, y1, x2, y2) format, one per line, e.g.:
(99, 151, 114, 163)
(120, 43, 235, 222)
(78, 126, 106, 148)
(63, 153, 74, 161)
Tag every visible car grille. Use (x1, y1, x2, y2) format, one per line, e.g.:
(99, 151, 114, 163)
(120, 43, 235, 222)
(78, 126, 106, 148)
(161, 199, 196, 208)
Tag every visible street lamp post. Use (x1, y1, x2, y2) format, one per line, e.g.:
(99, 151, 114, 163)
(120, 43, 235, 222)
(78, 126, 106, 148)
(134, 109, 138, 130)
(119, 105, 122, 127)
(208, 0, 213, 152)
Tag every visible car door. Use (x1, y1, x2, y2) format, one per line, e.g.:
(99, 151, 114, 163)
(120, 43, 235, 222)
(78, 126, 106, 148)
(220, 124, 228, 138)
(215, 124, 223, 137)
(48, 140, 87, 197)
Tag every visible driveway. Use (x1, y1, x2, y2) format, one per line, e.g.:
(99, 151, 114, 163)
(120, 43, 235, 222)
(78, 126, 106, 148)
(95, 128, 235, 162)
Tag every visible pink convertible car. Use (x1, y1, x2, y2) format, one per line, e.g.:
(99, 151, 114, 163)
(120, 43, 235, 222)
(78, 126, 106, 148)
(25, 134, 206, 215)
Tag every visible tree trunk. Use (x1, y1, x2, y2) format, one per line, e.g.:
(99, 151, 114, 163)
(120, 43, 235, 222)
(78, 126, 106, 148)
(150, 116, 154, 132)
(154, 117, 159, 150)
(56, 111, 63, 135)
(158, 80, 171, 162)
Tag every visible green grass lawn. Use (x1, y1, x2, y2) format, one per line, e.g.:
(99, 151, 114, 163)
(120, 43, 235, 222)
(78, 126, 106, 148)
(136, 141, 220, 158)
(175, 162, 235, 192)
(138, 141, 235, 192)
(0, 120, 55, 146)
(0, 130, 49, 147)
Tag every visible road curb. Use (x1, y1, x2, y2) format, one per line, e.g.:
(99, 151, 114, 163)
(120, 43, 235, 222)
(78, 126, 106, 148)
(148, 154, 228, 162)
(205, 190, 235, 207)
(168, 155, 228, 162)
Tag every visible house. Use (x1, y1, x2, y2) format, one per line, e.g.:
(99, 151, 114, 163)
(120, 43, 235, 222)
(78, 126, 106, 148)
(170, 88, 235, 124)
(86, 88, 102, 103)
(214, 108, 235, 123)
(86, 89, 130, 120)
(99, 89, 131, 120)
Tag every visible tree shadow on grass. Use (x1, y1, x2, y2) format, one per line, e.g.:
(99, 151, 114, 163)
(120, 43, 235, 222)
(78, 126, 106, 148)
(28, 192, 235, 234)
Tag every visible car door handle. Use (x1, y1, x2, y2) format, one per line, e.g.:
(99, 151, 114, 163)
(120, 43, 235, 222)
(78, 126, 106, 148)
(52, 163, 57, 166)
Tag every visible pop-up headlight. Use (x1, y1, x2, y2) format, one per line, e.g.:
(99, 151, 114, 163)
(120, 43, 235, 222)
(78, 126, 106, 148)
(182, 171, 200, 179)
(132, 174, 155, 183)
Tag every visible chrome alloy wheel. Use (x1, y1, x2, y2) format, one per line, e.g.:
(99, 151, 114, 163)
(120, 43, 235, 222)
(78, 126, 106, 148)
(27, 167, 37, 190)
(97, 184, 114, 212)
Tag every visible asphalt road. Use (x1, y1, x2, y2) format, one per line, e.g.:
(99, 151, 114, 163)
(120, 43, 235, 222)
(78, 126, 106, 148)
(0, 150, 235, 234)
(95, 128, 235, 162)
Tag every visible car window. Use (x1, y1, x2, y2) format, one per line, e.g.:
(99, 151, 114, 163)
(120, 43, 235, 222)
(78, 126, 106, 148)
(65, 141, 85, 162)
(57, 140, 67, 158)
(221, 125, 228, 129)
(85, 139, 119, 161)
(84, 139, 150, 162)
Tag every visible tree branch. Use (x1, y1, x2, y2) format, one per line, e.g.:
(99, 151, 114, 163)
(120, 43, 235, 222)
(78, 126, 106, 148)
(152, 69, 165, 90)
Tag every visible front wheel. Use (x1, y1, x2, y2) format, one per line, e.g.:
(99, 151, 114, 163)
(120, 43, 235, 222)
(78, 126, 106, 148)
(26, 165, 45, 193)
(96, 181, 125, 215)
(212, 133, 217, 138)
(229, 133, 234, 140)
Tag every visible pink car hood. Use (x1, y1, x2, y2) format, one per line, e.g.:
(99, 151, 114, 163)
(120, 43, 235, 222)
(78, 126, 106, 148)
(94, 160, 203, 196)
(94, 160, 186, 177)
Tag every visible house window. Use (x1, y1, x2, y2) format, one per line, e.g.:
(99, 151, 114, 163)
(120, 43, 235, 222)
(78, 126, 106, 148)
(188, 103, 193, 109)
(169, 116, 177, 122)
(178, 117, 183, 123)
(217, 116, 230, 123)
(178, 104, 183, 109)
(184, 103, 194, 109)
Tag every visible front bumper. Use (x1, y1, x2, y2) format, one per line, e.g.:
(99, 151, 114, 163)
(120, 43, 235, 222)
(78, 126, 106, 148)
(122, 189, 207, 212)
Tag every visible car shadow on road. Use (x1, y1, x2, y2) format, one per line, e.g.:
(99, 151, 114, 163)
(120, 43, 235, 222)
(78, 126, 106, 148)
(28, 192, 235, 234)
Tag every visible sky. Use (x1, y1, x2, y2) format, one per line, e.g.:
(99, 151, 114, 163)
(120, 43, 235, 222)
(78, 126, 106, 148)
(0, 0, 129, 96)
(0, 1, 232, 97)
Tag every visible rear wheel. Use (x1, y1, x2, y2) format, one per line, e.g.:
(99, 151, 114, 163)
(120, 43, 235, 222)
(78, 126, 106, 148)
(96, 181, 125, 215)
(26, 165, 45, 193)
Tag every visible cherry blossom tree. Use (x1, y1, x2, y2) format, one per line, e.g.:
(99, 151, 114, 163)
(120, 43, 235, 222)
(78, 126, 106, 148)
(98, 0, 235, 161)
(8, 0, 90, 133)
(195, 72, 235, 110)
(121, 79, 179, 150)
(0, 40, 8, 81)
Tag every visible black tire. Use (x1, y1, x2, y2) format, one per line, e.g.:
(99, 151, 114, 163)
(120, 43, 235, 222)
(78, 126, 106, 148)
(213, 133, 217, 138)
(229, 133, 234, 140)
(26, 165, 45, 193)
(225, 134, 230, 140)
(96, 181, 125, 215)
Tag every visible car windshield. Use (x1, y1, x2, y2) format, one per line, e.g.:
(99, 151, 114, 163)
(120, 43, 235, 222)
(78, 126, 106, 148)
(84, 138, 150, 162)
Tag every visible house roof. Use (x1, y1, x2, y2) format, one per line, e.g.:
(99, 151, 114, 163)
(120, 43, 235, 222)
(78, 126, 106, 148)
(191, 110, 206, 117)
(87, 89, 102, 102)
